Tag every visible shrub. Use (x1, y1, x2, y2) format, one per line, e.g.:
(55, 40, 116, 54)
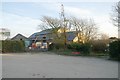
(48, 43, 64, 50)
(48, 43, 54, 50)
(67, 43, 91, 54)
(67, 43, 79, 51)
(81, 43, 91, 54)
(2, 40, 25, 53)
(0, 41, 1, 52)
(91, 40, 108, 53)
(109, 40, 120, 60)
(49, 42, 91, 55)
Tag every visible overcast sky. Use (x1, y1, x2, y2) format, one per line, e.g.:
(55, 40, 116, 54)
(1, 0, 119, 38)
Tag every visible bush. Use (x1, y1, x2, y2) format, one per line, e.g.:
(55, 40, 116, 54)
(67, 43, 79, 50)
(91, 40, 108, 53)
(2, 40, 25, 53)
(109, 40, 120, 60)
(48, 43, 54, 50)
(0, 41, 1, 52)
(49, 42, 91, 55)
(67, 43, 91, 54)
(48, 43, 64, 51)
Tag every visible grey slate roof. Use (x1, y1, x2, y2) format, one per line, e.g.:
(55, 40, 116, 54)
(29, 29, 52, 40)
(66, 32, 76, 41)
(39, 29, 52, 34)
(29, 29, 76, 41)
(11, 34, 28, 40)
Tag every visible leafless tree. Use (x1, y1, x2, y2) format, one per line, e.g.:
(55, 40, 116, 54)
(100, 33, 109, 40)
(39, 16, 61, 39)
(85, 19, 98, 42)
(111, 1, 120, 27)
(39, 16, 72, 45)
(111, 1, 120, 38)
(70, 17, 98, 43)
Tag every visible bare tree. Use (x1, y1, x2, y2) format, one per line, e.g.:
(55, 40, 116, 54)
(112, 1, 120, 27)
(59, 4, 72, 48)
(70, 17, 98, 43)
(84, 19, 98, 42)
(70, 17, 86, 43)
(39, 4, 97, 45)
(111, 1, 120, 38)
(100, 33, 109, 40)
(39, 16, 61, 39)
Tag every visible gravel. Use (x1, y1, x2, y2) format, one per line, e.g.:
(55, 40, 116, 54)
(2, 53, 118, 78)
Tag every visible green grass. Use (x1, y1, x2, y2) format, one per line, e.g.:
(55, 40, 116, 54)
(90, 52, 109, 56)
(50, 49, 109, 58)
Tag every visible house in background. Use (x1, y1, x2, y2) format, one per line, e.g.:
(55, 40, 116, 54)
(29, 29, 76, 43)
(66, 31, 76, 43)
(0, 28, 10, 40)
(29, 28, 87, 45)
(29, 29, 52, 42)
(10, 28, 87, 51)
(29, 29, 78, 49)
(11, 34, 32, 49)
(28, 29, 53, 50)
(11, 34, 28, 41)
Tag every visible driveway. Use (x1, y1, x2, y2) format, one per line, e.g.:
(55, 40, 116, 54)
(1, 52, 118, 78)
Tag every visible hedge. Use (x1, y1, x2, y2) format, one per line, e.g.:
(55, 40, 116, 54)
(67, 43, 91, 54)
(48, 43, 64, 50)
(49, 42, 91, 54)
(2, 40, 25, 53)
(0, 41, 1, 52)
(91, 40, 108, 53)
(109, 40, 120, 60)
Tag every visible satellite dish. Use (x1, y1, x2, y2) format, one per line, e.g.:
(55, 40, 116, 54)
(0, 28, 10, 40)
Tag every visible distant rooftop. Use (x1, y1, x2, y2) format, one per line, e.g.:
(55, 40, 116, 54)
(11, 33, 28, 40)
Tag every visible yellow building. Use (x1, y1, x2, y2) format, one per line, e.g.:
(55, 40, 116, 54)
(73, 32, 86, 43)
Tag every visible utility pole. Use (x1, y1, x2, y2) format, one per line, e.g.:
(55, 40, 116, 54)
(60, 4, 67, 49)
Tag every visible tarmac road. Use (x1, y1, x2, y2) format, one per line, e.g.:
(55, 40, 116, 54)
(1, 52, 118, 78)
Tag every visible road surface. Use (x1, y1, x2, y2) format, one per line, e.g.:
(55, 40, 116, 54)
(1, 52, 118, 78)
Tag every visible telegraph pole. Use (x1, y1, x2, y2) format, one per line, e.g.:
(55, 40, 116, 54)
(60, 4, 67, 49)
